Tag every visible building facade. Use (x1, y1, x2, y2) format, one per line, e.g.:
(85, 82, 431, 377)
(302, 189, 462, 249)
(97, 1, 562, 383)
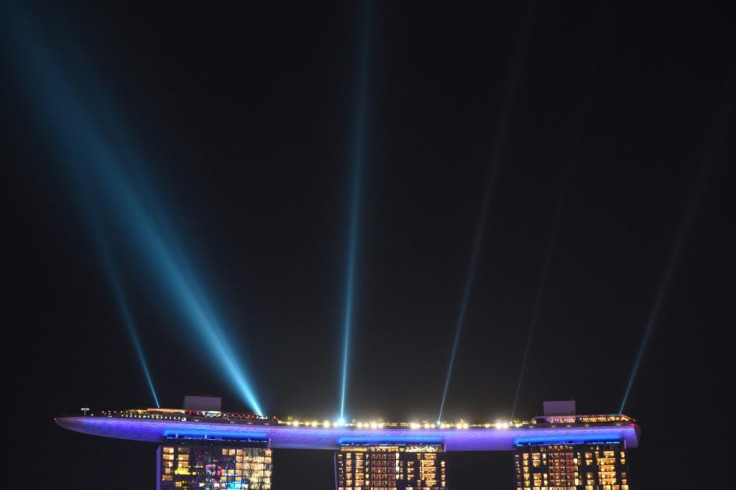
(158, 440, 272, 489)
(514, 442, 631, 490)
(336, 444, 447, 489)
(54, 398, 640, 489)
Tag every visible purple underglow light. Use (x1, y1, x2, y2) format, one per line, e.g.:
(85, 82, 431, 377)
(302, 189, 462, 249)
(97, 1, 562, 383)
(54, 416, 640, 451)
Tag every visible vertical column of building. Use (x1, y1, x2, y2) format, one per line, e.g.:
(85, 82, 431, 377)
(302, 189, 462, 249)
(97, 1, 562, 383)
(336, 446, 367, 489)
(580, 444, 631, 489)
(547, 446, 577, 487)
(398, 445, 447, 489)
(369, 447, 399, 488)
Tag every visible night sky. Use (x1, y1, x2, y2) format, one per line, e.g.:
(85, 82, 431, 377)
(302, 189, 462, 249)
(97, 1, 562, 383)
(3, 1, 735, 488)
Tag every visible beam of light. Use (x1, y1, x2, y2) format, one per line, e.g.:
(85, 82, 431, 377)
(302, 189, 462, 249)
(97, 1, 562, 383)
(3, 5, 263, 415)
(64, 99, 163, 408)
(339, 0, 373, 423)
(619, 87, 732, 414)
(510, 5, 607, 421)
(619, 210, 695, 415)
(510, 170, 565, 421)
(71, 162, 162, 408)
(437, 1, 535, 424)
(96, 227, 161, 408)
(106, 266, 161, 409)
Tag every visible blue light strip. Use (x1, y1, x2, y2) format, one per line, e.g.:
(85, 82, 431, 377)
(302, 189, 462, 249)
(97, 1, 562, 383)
(339, 437, 443, 445)
(514, 434, 621, 446)
(163, 431, 269, 441)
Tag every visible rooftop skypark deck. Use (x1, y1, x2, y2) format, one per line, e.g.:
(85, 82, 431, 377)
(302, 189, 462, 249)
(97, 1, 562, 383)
(54, 408, 640, 451)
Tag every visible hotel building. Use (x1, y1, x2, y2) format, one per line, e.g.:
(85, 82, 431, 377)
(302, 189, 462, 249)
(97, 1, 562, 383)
(54, 398, 640, 489)
(158, 441, 272, 489)
(336, 444, 446, 489)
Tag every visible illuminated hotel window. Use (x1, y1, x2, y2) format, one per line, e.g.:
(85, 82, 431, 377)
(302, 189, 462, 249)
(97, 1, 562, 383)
(514, 442, 631, 490)
(337, 444, 446, 490)
(157, 441, 272, 489)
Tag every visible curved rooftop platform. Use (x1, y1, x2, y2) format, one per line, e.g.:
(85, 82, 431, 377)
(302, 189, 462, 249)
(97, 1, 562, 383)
(55, 411, 640, 451)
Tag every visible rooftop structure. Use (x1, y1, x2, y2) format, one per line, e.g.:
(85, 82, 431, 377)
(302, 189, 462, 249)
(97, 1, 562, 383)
(54, 407, 640, 451)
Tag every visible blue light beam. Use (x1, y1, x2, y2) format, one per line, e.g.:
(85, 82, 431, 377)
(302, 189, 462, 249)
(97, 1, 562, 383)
(81, 107, 265, 416)
(438, 1, 535, 423)
(98, 231, 161, 408)
(3, 4, 263, 415)
(75, 157, 162, 409)
(339, 0, 373, 423)
(510, 170, 564, 421)
(510, 7, 606, 420)
(619, 88, 732, 414)
(58, 86, 163, 408)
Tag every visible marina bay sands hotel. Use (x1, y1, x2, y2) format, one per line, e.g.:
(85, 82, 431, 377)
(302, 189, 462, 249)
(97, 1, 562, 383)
(55, 396, 641, 489)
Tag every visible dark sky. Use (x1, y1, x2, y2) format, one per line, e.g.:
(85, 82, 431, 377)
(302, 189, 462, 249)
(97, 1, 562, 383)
(3, 1, 735, 488)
